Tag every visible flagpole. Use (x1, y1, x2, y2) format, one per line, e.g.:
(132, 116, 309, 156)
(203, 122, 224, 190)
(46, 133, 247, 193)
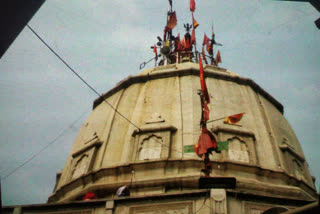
(206, 116, 226, 124)
(192, 12, 198, 63)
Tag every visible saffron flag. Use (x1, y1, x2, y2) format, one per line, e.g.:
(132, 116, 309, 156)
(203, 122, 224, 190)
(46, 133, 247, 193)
(192, 13, 199, 29)
(153, 44, 158, 61)
(224, 113, 245, 124)
(202, 33, 210, 46)
(215, 50, 222, 64)
(202, 47, 208, 64)
(199, 53, 210, 103)
(164, 11, 177, 32)
(190, 0, 196, 12)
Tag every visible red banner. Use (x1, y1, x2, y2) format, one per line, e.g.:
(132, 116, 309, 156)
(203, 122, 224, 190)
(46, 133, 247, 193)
(199, 53, 210, 103)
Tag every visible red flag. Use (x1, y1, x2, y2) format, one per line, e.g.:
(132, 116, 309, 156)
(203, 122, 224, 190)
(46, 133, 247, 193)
(224, 113, 245, 124)
(215, 50, 222, 64)
(164, 11, 177, 32)
(202, 33, 210, 46)
(199, 53, 210, 103)
(192, 13, 199, 29)
(153, 44, 158, 61)
(190, 0, 196, 12)
(202, 47, 208, 65)
(191, 28, 196, 45)
(194, 127, 217, 157)
(203, 102, 209, 122)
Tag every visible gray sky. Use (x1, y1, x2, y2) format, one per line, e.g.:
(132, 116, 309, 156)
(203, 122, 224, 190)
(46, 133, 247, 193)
(1, 0, 319, 205)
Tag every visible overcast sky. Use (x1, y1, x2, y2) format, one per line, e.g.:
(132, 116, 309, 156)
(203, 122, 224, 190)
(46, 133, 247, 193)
(1, 0, 319, 206)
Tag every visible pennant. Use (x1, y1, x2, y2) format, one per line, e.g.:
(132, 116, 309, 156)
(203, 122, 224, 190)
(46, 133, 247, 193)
(215, 50, 222, 64)
(224, 113, 245, 124)
(191, 28, 196, 45)
(202, 47, 208, 64)
(190, 0, 196, 12)
(168, 0, 172, 8)
(202, 33, 210, 46)
(153, 44, 158, 61)
(192, 13, 199, 29)
(164, 11, 177, 32)
(194, 127, 217, 157)
(217, 141, 230, 152)
(199, 53, 210, 103)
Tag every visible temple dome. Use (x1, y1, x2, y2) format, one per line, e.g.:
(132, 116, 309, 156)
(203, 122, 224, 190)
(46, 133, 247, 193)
(48, 62, 317, 203)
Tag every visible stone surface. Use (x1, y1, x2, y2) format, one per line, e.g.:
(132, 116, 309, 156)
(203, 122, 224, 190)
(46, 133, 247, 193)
(41, 62, 316, 213)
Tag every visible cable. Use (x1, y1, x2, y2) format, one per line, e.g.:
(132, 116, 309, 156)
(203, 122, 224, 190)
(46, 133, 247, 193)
(1, 109, 89, 180)
(26, 24, 185, 156)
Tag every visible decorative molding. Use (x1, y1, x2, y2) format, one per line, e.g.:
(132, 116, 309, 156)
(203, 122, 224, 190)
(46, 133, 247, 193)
(72, 141, 102, 158)
(212, 126, 256, 140)
(132, 125, 177, 136)
(129, 201, 193, 214)
(211, 189, 227, 213)
(279, 143, 305, 162)
(93, 65, 283, 113)
(49, 159, 317, 203)
(145, 112, 165, 124)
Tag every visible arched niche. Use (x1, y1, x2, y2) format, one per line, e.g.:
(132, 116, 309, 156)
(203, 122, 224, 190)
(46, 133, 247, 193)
(138, 134, 163, 161)
(212, 126, 258, 166)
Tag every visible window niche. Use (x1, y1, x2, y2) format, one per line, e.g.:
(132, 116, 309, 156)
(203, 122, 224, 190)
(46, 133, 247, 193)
(279, 138, 306, 181)
(212, 126, 258, 166)
(69, 136, 102, 181)
(132, 113, 177, 162)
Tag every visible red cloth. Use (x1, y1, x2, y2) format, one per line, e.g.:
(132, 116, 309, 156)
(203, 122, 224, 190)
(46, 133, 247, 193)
(199, 53, 210, 103)
(153, 44, 158, 61)
(164, 11, 177, 31)
(202, 103, 209, 122)
(190, 0, 196, 12)
(82, 192, 97, 201)
(202, 33, 210, 46)
(194, 128, 217, 157)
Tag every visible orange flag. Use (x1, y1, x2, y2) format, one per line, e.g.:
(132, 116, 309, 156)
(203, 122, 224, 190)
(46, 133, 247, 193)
(215, 50, 222, 64)
(192, 13, 199, 29)
(224, 113, 245, 124)
(164, 11, 177, 31)
(153, 44, 158, 61)
(190, 0, 196, 12)
(199, 53, 210, 103)
(202, 33, 210, 46)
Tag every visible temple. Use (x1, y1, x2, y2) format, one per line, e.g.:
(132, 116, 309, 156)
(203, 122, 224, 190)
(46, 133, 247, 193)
(3, 1, 319, 213)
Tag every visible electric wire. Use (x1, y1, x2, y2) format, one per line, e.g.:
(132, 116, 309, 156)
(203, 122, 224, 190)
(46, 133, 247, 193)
(26, 24, 185, 157)
(1, 109, 89, 180)
(26, 24, 139, 131)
